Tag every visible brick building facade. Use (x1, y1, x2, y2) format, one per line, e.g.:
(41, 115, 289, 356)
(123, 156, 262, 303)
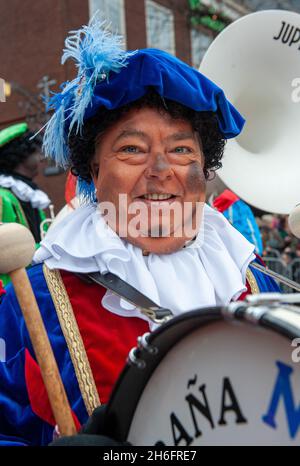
(0, 0, 90, 210)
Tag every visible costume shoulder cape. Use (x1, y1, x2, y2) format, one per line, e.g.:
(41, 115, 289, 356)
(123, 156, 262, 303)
(0, 259, 280, 445)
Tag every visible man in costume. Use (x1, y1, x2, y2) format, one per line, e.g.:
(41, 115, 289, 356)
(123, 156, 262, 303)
(0, 123, 51, 285)
(0, 19, 279, 446)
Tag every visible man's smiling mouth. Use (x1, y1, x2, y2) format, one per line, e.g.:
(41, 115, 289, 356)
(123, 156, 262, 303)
(134, 193, 179, 205)
(140, 193, 175, 200)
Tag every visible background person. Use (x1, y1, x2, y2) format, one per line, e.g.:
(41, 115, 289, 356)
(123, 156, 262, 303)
(0, 123, 51, 284)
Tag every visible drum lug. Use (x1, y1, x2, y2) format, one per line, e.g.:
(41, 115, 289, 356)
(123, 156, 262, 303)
(127, 347, 146, 370)
(137, 332, 158, 355)
(243, 305, 270, 324)
(224, 302, 269, 324)
(223, 302, 248, 318)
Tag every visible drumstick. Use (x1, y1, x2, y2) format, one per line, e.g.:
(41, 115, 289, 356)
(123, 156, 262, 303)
(0, 223, 77, 436)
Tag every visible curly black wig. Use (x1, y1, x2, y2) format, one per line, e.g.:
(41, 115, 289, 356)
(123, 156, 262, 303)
(0, 131, 41, 174)
(69, 90, 226, 186)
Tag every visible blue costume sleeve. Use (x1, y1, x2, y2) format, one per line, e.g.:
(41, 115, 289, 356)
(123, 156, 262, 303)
(0, 276, 54, 446)
(249, 257, 281, 292)
(0, 264, 88, 446)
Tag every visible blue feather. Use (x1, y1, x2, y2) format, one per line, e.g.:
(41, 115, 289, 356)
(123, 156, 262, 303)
(61, 14, 136, 134)
(42, 13, 136, 185)
(77, 178, 96, 204)
(43, 79, 79, 166)
(43, 105, 69, 168)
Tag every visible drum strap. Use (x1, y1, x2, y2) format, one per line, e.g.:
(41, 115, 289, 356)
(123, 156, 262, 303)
(77, 264, 297, 324)
(77, 271, 174, 324)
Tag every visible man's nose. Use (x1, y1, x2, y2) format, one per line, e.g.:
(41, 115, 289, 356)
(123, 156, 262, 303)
(144, 153, 174, 181)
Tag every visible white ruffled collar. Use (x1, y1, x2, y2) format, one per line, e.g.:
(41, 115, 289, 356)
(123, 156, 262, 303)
(0, 175, 51, 209)
(33, 203, 255, 329)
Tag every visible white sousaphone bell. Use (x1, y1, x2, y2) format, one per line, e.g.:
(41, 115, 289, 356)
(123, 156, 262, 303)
(200, 9, 300, 217)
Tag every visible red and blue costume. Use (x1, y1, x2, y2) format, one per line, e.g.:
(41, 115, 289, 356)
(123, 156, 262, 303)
(0, 260, 279, 445)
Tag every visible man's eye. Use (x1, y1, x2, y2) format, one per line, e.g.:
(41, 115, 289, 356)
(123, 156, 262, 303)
(173, 146, 192, 154)
(122, 146, 140, 153)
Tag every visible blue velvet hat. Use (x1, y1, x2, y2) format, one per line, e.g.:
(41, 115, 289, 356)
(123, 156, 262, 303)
(43, 16, 245, 197)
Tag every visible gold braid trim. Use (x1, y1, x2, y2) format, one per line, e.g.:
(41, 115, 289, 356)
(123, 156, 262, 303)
(246, 268, 260, 294)
(16, 201, 29, 228)
(43, 264, 101, 415)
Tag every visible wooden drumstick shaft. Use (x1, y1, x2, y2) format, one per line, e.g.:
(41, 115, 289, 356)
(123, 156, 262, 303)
(0, 223, 77, 437)
(10, 268, 77, 436)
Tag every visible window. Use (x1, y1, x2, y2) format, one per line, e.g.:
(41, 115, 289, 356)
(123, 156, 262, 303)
(146, 0, 175, 55)
(190, 28, 213, 68)
(89, 0, 126, 44)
